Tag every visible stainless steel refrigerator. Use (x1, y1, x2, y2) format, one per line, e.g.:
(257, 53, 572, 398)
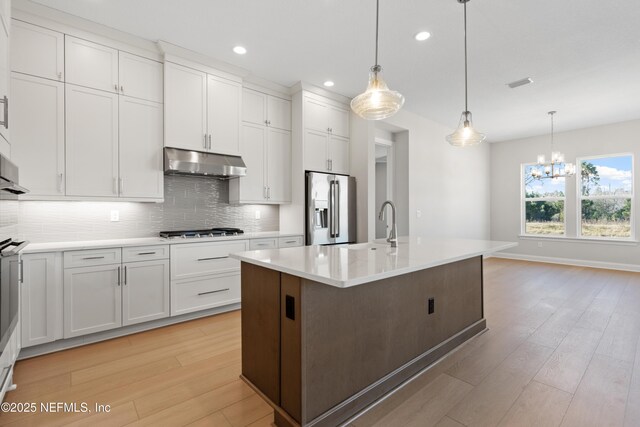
(305, 171, 356, 245)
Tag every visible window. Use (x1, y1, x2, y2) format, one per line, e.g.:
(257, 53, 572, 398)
(578, 154, 633, 239)
(522, 164, 566, 235)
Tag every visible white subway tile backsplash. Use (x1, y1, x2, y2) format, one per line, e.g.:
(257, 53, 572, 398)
(18, 176, 279, 243)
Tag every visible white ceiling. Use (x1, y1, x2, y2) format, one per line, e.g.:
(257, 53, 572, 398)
(29, 0, 640, 142)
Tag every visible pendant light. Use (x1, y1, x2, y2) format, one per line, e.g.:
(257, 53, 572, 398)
(530, 111, 576, 179)
(350, 0, 405, 120)
(446, 0, 486, 146)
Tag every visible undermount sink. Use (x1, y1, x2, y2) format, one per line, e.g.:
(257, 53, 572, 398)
(346, 242, 395, 251)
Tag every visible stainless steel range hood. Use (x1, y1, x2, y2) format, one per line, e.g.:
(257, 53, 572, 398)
(164, 147, 247, 179)
(0, 154, 28, 195)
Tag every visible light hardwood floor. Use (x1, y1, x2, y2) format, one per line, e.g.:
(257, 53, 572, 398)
(2, 258, 639, 426)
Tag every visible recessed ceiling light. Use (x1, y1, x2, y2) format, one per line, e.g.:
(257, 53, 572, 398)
(323, 81, 335, 87)
(414, 31, 431, 41)
(233, 46, 247, 55)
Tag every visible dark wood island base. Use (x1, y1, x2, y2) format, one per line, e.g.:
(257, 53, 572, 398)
(240, 256, 485, 427)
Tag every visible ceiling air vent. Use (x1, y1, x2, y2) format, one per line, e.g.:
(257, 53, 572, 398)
(507, 77, 533, 89)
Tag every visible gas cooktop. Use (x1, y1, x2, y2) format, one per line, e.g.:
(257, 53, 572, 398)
(159, 227, 244, 239)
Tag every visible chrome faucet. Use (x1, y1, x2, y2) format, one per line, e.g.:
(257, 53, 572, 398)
(378, 201, 398, 248)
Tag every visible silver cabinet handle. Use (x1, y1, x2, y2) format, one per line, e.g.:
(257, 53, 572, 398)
(18, 259, 24, 284)
(114, 84, 118, 92)
(82, 256, 105, 260)
(256, 243, 269, 246)
(267, 186, 271, 199)
(0, 95, 8, 129)
(113, 178, 117, 195)
(117, 266, 121, 286)
(197, 256, 228, 261)
(326, 159, 330, 171)
(124, 266, 127, 285)
(263, 186, 267, 199)
(285, 240, 296, 244)
(327, 127, 331, 133)
(120, 86, 124, 93)
(58, 72, 62, 80)
(58, 173, 63, 193)
(208, 134, 212, 150)
(264, 119, 269, 126)
(119, 178, 124, 195)
(137, 252, 156, 255)
(198, 288, 229, 296)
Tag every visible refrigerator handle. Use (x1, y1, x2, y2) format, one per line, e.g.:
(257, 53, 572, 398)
(329, 180, 336, 237)
(335, 180, 340, 237)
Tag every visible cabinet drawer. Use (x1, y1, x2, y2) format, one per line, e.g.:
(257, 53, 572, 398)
(171, 273, 240, 316)
(250, 238, 277, 250)
(170, 240, 248, 280)
(64, 248, 121, 268)
(122, 245, 169, 262)
(278, 236, 303, 248)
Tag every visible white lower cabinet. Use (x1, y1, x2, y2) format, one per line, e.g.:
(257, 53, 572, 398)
(122, 259, 169, 326)
(63, 246, 170, 338)
(20, 253, 63, 348)
(63, 263, 122, 338)
(171, 272, 241, 317)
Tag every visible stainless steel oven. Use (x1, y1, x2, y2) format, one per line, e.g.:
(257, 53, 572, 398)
(0, 153, 28, 396)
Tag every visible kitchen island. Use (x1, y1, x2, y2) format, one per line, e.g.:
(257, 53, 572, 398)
(231, 237, 516, 427)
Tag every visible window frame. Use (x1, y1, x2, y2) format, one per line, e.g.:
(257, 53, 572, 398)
(521, 162, 567, 237)
(576, 153, 635, 241)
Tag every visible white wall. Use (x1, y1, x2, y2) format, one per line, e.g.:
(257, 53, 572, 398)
(351, 108, 491, 242)
(490, 118, 640, 268)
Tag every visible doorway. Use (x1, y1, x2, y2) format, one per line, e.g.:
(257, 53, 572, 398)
(375, 139, 394, 239)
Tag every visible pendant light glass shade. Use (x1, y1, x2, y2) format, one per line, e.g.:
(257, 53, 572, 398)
(351, 65, 405, 120)
(446, 111, 486, 146)
(351, 0, 404, 121)
(447, 0, 485, 146)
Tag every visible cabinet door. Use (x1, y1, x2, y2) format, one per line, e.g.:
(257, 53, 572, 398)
(207, 74, 241, 155)
(119, 97, 163, 199)
(10, 73, 64, 196)
(329, 135, 350, 175)
(11, 20, 64, 81)
(328, 105, 350, 138)
(164, 62, 207, 151)
(0, 7, 9, 145)
(267, 96, 291, 131)
(303, 97, 328, 132)
(242, 88, 266, 126)
(303, 129, 328, 173)
(118, 51, 163, 103)
(63, 264, 122, 338)
(66, 84, 119, 197)
(20, 253, 62, 347)
(65, 36, 118, 93)
(123, 260, 169, 326)
(237, 123, 266, 202)
(266, 128, 291, 202)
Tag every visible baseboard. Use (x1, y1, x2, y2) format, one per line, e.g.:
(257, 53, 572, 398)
(489, 252, 640, 273)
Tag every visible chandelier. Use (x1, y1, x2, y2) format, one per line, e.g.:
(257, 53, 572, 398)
(530, 111, 576, 179)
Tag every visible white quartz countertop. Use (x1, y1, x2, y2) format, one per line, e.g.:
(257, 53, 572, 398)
(21, 231, 303, 254)
(231, 237, 517, 288)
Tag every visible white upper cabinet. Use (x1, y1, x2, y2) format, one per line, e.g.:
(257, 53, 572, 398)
(0, 1, 10, 148)
(207, 74, 241, 155)
(10, 73, 64, 196)
(65, 84, 119, 197)
(164, 62, 207, 151)
(119, 96, 163, 199)
(231, 123, 266, 203)
(65, 36, 118, 93)
(266, 127, 291, 202)
(242, 88, 291, 131)
(11, 20, 64, 81)
(118, 51, 163, 103)
(302, 94, 350, 174)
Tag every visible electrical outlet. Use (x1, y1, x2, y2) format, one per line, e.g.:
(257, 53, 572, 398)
(416, 209, 422, 218)
(110, 210, 120, 222)
(254, 210, 261, 220)
(538, 242, 543, 248)
(428, 298, 435, 314)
